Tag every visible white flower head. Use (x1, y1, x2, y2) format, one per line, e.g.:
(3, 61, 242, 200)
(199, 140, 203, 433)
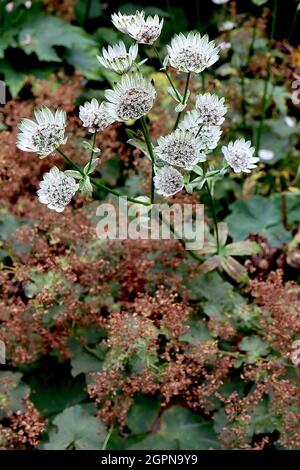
(111, 10, 145, 34)
(17, 107, 67, 158)
(219, 21, 235, 32)
(167, 32, 219, 73)
(284, 116, 296, 128)
(79, 99, 114, 133)
(126, 13, 163, 44)
(212, 0, 229, 4)
(222, 139, 258, 173)
(97, 41, 138, 74)
(104, 73, 156, 122)
(154, 166, 184, 197)
(195, 93, 227, 126)
(37, 166, 79, 212)
(179, 110, 222, 152)
(258, 149, 274, 161)
(155, 130, 207, 170)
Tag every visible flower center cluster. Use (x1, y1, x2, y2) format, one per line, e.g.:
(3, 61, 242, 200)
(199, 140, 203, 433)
(136, 25, 160, 43)
(174, 46, 207, 71)
(32, 123, 64, 153)
(45, 177, 76, 208)
(83, 110, 111, 131)
(117, 87, 152, 120)
(161, 140, 196, 167)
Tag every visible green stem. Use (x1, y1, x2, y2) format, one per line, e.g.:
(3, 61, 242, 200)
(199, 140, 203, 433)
(91, 178, 152, 206)
(156, 208, 202, 262)
(173, 72, 191, 131)
(255, 0, 278, 156)
(153, 45, 181, 103)
(102, 425, 114, 451)
(204, 181, 220, 253)
(86, 132, 97, 174)
(140, 115, 155, 203)
(288, 6, 299, 41)
(57, 148, 84, 176)
(241, 22, 257, 130)
(57, 148, 151, 206)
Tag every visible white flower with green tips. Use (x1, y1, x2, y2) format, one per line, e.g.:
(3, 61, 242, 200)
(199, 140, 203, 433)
(167, 32, 219, 73)
(126, 13, 163, 44)
(111, 10, 145, 35)
(17, 107, 67, 158)
(179, 110, 222, 152)
(79, 99, 114, 133)
(104, 73, 156, 122)
(222, 139, 258, 173)
(97, 41, 138, 74)
(195, 93, 227, 126)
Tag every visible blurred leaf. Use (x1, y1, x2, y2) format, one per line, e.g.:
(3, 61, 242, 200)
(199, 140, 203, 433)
(43, 405, 106, 450)
(226, 196, 292, 246)
(239, 335, 269, 363)
(220, 256, 249, 283)
(127, 395, 161, 435)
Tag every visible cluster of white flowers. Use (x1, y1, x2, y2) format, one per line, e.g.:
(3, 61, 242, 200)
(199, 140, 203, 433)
(112, 11, 163, 44)
(16, 8, 258, 209)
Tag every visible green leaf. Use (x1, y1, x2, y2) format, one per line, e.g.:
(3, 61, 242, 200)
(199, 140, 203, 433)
(0, 372, 29, 418)
(43, 405, 106, 450)
(200, 255, 221, 274)
(224, 241, 261, 257)
(251, 1, 269, 6)
(226, 196, 292, 246)
(220, 256, 249, 283)
(127, 138, 151, 159)
(127, 395, 161, 435)
(160, 406, 221, 450)
(19, 14, 95, 63)
(70, 348, 104, 378)
(239, 335, 269, 363)
(130, 406, 220, 450)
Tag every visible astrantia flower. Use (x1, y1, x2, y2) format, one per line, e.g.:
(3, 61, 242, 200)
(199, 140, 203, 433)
(111, 10, 144, 35)
(79, 99, 114, 133)
(154, 166, 184, 196)
(222, 139, 258, 173)
(195, 93, 227, 126)
(155, 130, 206, 170)
(37, 167, 79, 212)
(126, 13, 163, 44)
(97, 41, 138, 74)
(104, 73, 156, 121)
(167, 32, 219, 73)
(212, 0, 229, 4)
(179, 110, 222, 152)
(17, 107, 67, 158)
